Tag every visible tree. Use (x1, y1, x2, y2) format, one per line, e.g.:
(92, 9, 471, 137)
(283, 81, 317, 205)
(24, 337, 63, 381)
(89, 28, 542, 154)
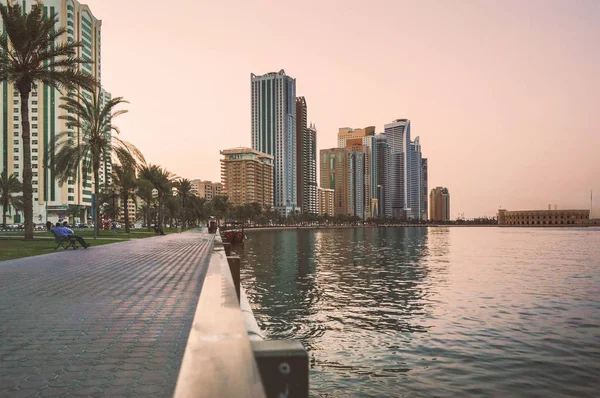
(0, 2, 96, 239)
(212, 195, 230, 223)
(173, 178, 195, 228)
(112, 164, 138, 233)
(53, 91, 144, 239)
(0, 169, 23, 227)
(136, 173, 155, 230)
(138, 165, 175, 230)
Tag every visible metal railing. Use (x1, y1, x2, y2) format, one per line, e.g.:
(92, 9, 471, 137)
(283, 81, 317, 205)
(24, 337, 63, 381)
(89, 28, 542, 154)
(174, 235, 308, 398)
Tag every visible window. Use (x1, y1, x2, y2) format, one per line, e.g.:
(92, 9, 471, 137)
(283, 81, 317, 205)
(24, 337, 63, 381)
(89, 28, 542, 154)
(32, 117, 38, 121)
(33, 180, 38, 185)
(13, 100, 18, 105)
(13, 124, 19, 129)
(33, 189, 38, 193)
(13, 116, 18, 121)
(13, 107, 19, 113)
(32, 140, 38, 145)
(33, 173, 38, 177)
(32, 108, 37, 113)
(32, 124, 37, 129)
(32, 92, 37, 97)
(32, 101, 37, 105)
(13, 156, 19, 161)
(14, 164, 19, 169)
(14, 148, 19, 152)
(14, 172, 19, 177)
(32, 133, 38, 137)
(13, 132, 18, 137)
(33, 164, 38, 169)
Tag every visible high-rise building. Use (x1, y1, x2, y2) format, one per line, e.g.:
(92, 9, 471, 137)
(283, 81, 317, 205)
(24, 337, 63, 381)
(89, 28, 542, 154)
(349, 150, 365, 219)
(421, 158, 428, 221)
(320, 148, 350, 216)
(337, 126, 376, 148)
(0, 0, 104, 225)
(295, 97, 317, 215)
(220, 147, 274, 208)
(190, 180, 223, 201)
(339, 127, 377, 219)
(251, 70, 296, 216)
(430, 187, 450, 221)
(317, 187, 334, 216)
(384, 119, 425, 220)
(375, 134, 391, 218)
(408, 137, 422, 220)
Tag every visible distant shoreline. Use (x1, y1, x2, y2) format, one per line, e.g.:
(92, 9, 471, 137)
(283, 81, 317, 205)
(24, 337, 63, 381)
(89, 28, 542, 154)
(240, 224, 598, 232)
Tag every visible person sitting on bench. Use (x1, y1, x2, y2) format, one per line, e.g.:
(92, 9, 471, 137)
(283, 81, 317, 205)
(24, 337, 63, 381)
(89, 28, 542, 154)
(55, 222, 89, 248)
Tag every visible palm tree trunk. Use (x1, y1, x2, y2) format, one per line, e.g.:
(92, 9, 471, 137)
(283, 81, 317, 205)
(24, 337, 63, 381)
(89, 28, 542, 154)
(158, 195, 163, 229)
(124, 192, 130, 234)
(145, 198, 151, 231)
(18, 86, 34, 240)
(2, 202, 7, 228)
(93, 166, 100, 240)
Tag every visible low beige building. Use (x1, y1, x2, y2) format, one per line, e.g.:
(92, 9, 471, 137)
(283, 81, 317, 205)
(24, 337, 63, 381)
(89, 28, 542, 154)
(430, 187, 450, 221)
(498, 209, 590, 226)
(220, 147, 274, 208)
(318, 187, 335, 216)
(191, 180, 223, 201)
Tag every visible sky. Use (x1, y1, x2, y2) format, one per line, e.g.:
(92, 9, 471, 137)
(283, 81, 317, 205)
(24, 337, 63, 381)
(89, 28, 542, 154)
(84, 0, 600, 218)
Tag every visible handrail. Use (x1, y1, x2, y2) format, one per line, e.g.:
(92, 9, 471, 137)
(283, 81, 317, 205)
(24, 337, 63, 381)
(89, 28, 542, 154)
(173, 235, 266, 397)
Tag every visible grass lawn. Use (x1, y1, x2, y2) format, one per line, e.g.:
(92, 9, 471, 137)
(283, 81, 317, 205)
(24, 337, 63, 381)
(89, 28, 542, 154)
(0, 238, 126, 262)
(0, 227, 189, 239)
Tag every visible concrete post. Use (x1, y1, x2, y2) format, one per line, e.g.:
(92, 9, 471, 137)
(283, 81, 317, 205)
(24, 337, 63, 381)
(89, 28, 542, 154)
(224, 242, 232, 257)
(227, 256, 240, 302)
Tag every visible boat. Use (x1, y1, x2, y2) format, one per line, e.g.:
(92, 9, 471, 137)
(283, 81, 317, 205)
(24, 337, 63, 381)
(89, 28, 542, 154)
(220, 222, 246, 244)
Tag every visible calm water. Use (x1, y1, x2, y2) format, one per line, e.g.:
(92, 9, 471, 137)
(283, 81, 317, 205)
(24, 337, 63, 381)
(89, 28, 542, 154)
(237, 227, 600, 397)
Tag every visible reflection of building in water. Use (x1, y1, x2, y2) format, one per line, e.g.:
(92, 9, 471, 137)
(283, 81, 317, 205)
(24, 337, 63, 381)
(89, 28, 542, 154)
(497, 209, 590, 226)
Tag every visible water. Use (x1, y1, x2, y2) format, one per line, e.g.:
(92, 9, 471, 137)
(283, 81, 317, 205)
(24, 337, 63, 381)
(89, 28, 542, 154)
(237, 227, 600, 397)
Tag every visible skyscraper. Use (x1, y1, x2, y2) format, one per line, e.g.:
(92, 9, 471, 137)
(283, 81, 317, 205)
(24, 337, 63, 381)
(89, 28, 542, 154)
(251, 70, 297, 216)
(320, 148, 350, 216)
(295, 97, 317, 214)
(430, 187, 450, 221)
(384, 119, 425, 221)
(338, 126, 376, 218)
(349, 150, 365, 219)
(0, 0, 104, 224)
(421, 158, 428, 221)
(384, 119, 411, 219)
(375, 133, 391, 218)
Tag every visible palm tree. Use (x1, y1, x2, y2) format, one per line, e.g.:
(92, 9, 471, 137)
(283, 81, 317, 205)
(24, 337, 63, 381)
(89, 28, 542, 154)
(0, 169, 23, 227)
(173, 178, 195, 228)
(0, 2, 97, 239)
(139, 166, 175, 230)
(53, 91, 144, 239)
(212, 195, 230, 224)
(112, 164, 138, 234)
(136, 170, 155, 231)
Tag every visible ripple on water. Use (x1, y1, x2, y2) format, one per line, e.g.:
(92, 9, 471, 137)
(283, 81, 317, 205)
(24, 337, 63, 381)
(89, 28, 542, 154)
(239, 227, 600, 397)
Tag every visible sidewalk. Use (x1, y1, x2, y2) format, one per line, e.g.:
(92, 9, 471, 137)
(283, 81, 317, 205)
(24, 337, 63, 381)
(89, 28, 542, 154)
(0, 231, 213, 397)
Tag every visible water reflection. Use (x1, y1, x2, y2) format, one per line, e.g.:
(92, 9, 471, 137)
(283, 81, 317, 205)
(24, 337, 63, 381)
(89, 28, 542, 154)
(238, 227, 600, 397)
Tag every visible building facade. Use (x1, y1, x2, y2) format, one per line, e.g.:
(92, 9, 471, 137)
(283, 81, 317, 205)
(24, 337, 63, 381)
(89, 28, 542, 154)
(497, 209, 590, 226)
(430, 187, 450, 221)
(320, 148, 350, 216)
(317, 187, 334, 216)
(421, 158, 428, 221)
(375, 134, 391, 218)
(295, 97, 317, 215)
(251, 70, 296, 216)
(0, 0, 104, 225)
(190, 179, 223, 201)
(220, 148, 274, 208)
(384, 119, 425, 220)
(349, 150, 365, 219)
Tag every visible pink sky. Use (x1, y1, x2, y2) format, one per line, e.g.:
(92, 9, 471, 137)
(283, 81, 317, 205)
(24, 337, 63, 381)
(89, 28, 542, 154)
(85, 0, 599, 218)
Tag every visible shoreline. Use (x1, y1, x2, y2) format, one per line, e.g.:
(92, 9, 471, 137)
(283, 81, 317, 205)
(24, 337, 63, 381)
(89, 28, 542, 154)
(240, 224, 599, 232)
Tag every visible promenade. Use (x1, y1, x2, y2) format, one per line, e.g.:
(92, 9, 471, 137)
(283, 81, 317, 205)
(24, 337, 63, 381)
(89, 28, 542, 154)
(0, 231, 213, 397)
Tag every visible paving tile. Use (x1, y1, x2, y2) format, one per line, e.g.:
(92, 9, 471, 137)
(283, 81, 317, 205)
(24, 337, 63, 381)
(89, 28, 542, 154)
(0, 232, 212, 397)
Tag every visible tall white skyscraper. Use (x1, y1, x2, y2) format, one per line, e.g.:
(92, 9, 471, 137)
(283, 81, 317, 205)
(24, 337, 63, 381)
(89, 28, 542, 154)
(251, 70, 297, 216)
(384, 119, 425, 220)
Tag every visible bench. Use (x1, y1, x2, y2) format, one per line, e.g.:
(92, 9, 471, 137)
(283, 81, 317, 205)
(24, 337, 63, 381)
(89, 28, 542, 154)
(51, 230, 78, 250)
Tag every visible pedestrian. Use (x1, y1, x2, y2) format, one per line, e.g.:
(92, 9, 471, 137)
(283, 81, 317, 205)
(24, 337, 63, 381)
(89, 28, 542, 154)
(60, 221, 90, 248)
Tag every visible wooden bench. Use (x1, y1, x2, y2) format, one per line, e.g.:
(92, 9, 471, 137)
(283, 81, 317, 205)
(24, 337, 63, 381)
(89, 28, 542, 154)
(51, 230, 78, 250)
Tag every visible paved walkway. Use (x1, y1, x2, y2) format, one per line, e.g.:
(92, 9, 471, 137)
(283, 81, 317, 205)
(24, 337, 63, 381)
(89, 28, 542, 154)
(0, 231, 214, 397)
